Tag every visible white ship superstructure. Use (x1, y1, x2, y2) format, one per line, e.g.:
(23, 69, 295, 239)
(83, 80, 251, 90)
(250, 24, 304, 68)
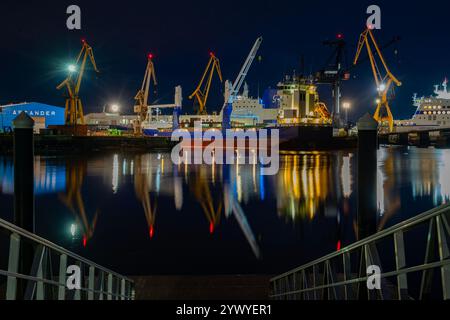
(395, 79, 450, 132)
(229, 82, 278, 127)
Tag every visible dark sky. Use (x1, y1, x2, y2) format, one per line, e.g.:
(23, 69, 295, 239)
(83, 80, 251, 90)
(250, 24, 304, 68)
(0, 0, 449, 120)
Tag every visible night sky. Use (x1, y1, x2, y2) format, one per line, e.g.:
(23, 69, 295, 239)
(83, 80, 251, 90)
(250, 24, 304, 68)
(1, 0, 449, 121)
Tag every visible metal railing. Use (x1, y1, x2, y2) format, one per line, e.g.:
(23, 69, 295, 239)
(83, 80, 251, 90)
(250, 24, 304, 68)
(270, 203, 450, 300)
(0, 217, 135, 300)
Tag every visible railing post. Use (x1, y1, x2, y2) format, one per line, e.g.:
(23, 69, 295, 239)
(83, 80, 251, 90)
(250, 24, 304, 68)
(343, 252, 351, 300)
(97, 270, 105, 300)
(312, 265, 317, 300)
(73, 262, 81, 300)
(88, 266, 95, 300)
(394, 231, 408, 299)
(107, 274, 113, 300)
(58, 254, 67, 300)
(6, 233, 21, 300)
(120, 278, 126, 300)
(436, 215, 450, 299)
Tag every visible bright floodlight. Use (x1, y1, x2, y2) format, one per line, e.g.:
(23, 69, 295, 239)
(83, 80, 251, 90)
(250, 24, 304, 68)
(375, 98, 381, 104)
(342, 102, 350, 109)
(68, 64, 77, 73)
(111, 104, 120, 113)
(378, 83, 386, 92)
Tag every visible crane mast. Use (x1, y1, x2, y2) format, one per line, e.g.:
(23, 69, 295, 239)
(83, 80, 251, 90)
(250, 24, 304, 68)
(189, 53, 223, 115)
(223, 37, 262, 107)
(134, 54, 157, 134)
(353, 28, 401, 132)
(57, 40, 99, 126)
(221, 37, 263, 129)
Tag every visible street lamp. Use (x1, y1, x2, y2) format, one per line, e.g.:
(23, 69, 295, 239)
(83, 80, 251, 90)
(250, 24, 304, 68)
(103, 103, 120, 114)
(111, 104, 120, 114)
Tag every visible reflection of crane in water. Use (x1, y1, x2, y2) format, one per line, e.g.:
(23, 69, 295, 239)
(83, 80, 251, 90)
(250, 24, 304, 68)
(134, 155, 158, 238)
(187, 164, 261, 258)
(190, 167, 222, 234)
(59, 160, 99, 247)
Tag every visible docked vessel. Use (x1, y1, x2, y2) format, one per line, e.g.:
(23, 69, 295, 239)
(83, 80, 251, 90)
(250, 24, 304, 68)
(142, 73, 333, 141)
(394, 79, 450, 132)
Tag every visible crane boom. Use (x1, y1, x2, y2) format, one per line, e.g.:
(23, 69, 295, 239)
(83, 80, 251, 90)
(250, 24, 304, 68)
(222, 37, 263, 109)
(353, 28, 401, 132)
(220, 37, 262, 130)
(189, 53, 223, 115)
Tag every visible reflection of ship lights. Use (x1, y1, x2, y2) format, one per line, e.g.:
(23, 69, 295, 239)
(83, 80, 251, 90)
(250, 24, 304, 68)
(341, 155, 353, 198)
(112, 154, 119, 194)
(439, 150, 450, 203)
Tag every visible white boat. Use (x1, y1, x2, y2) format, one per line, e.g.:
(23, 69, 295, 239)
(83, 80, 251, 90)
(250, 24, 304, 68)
(395, 79, 450, 132)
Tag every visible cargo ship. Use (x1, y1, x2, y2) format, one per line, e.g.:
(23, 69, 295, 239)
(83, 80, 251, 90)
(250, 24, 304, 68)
(142, 73, 334, 144)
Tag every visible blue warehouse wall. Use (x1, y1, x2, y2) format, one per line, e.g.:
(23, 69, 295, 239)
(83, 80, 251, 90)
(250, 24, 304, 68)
(0, 102, 65, 130)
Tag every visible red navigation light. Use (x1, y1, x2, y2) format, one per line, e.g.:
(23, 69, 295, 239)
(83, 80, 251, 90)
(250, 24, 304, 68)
(337, 240, 341, 251)
(209, 222, 214, 234)
(81, 38, 86, 43)
(209, 51, 214, 57)
(82, 235, 87, 247)
(148, 53, 154, 59)
(149, 226, 154, 238)
(337, 33, 344, 39)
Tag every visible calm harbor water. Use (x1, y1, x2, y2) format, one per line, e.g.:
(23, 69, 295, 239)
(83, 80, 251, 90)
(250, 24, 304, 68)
(0, 146, 449, 275)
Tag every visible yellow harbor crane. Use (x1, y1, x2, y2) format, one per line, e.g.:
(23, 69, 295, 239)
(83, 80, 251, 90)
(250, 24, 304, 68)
(134, 54, 157, 134)
(353, 28, 402, 132)
(189, 52, 223, 115)
(57, 39, 99, 125)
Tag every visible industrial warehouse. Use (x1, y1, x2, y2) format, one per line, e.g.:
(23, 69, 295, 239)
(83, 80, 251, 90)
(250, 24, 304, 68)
(0, 102, 64, 132)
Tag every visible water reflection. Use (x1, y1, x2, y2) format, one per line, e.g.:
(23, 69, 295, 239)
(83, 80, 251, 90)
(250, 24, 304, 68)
(1, 147, 450, 274)
(59, 159, 99, 247)
(0, 156, 66, 194)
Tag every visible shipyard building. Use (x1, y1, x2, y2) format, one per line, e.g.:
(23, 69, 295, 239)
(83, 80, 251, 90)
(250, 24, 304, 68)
(0, 102, 65, 132)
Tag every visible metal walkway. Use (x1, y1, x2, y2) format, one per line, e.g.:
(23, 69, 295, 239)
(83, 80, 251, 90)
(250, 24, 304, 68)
(270, 203, 450, 300)
(0, 218, 134, 300)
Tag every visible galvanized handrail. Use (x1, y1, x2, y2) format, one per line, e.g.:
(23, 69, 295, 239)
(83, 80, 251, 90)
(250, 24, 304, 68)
(0, 217, 135, 300)
(270, 203, 450, 300)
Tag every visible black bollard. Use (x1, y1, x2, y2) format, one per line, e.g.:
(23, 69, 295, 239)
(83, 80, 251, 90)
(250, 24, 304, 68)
(357, 113, 378, 240)
(12, 112, 35, 231)
(12, 112, 35, 299)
